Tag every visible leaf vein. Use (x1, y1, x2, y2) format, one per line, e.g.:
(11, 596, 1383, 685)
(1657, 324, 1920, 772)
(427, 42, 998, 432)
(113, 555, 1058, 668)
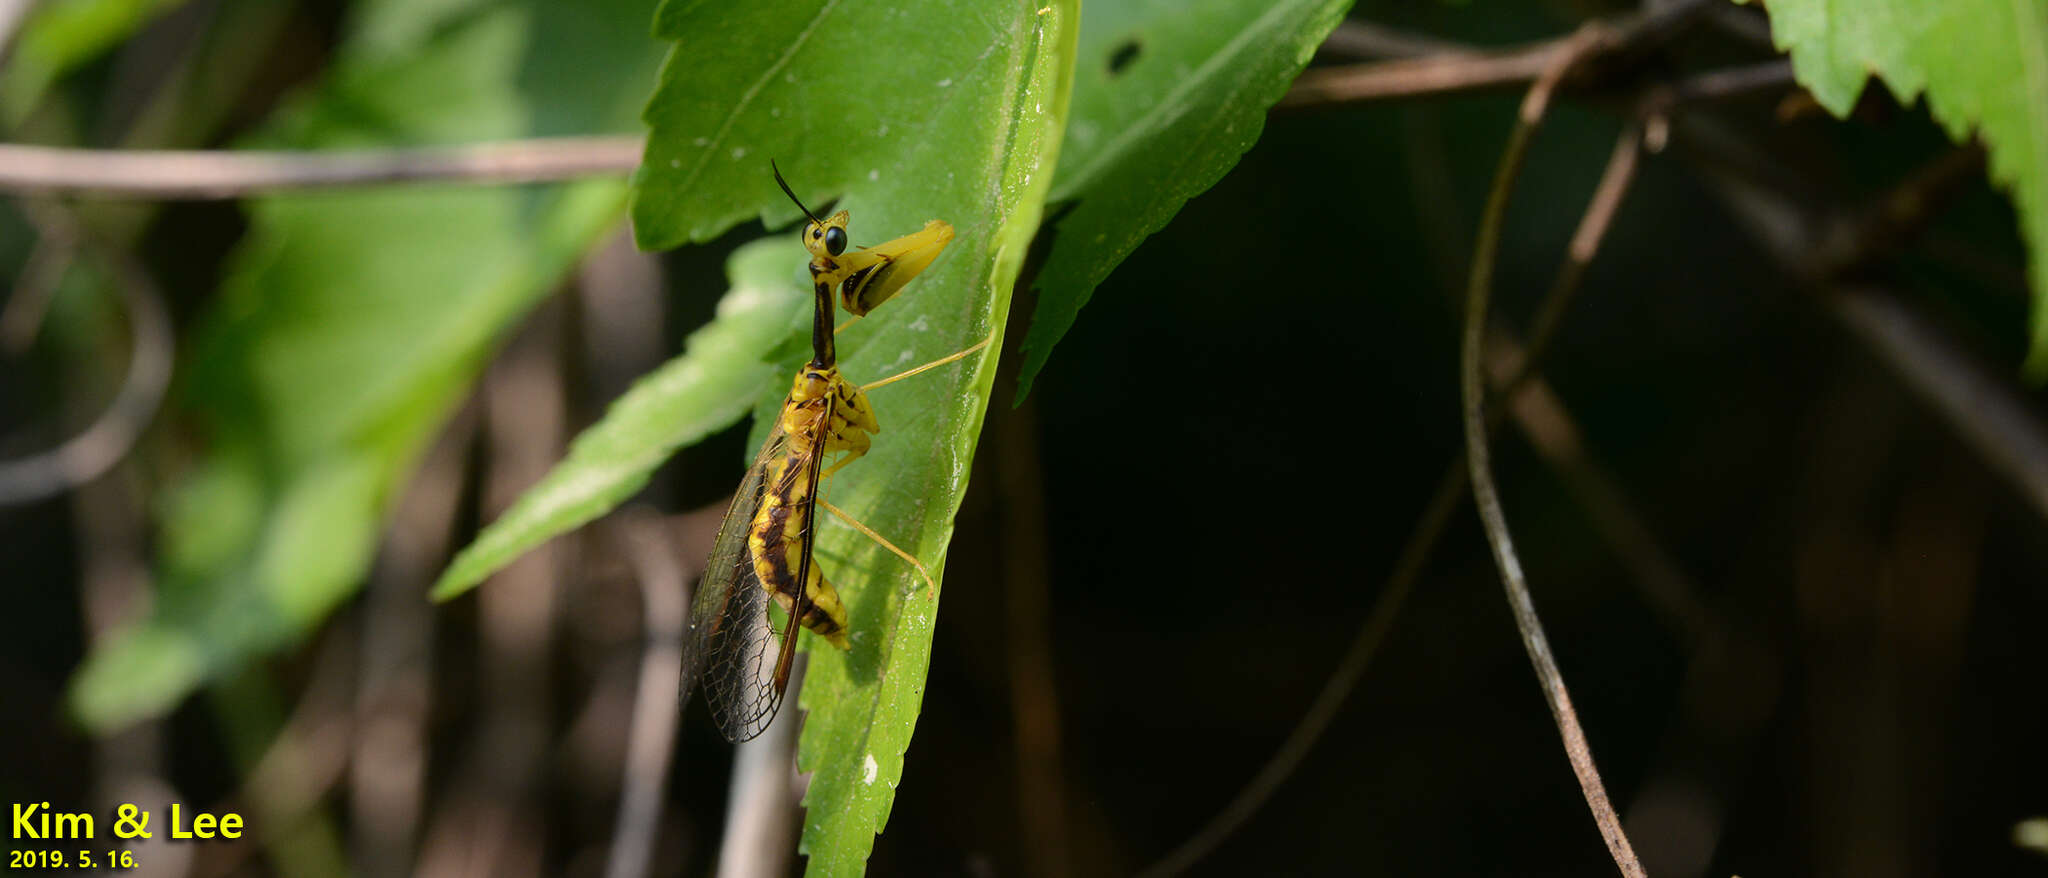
(1054, 0, 1303, 198)
(679, 0, 845, 206)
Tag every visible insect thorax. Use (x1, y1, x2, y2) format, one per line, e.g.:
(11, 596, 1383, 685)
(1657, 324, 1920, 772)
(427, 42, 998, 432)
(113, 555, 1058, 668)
(780, 366, 879, 454)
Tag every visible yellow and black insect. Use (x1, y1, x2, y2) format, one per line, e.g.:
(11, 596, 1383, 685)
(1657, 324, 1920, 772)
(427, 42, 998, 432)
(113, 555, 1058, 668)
(680, 163, 986, 742)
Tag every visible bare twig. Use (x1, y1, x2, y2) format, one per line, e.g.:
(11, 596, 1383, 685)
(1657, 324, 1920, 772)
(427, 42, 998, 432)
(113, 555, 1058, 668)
(228, 630, 359, 831)
(1519, 123, 1643, 375)
(1701, 2, 1777, 49)
(1141, 89, 1663, 878)
(1316, 19, 1471, 61)
(1830, 286, 2048, 522)
(196, 629, 359, 878)
(0, 135, 643, 198)
(70, 415, 188, 878)
(0, 205, 77, 352)
(1460, 29, 1648, 877)
(1815, 145, 1988, 279)
(978, 284, 1073, 877)
(578, 228, 670, 402)
(414, 303, 568, 878)
(1285, 41, 1569, 107)
(717, 660, 803, 878)
(1287, 0, 1713, 109)
(0, 4, 1742, 202)
(604, 509, 691, 878)
(1487, 328, 1718, 647)
(351, 408, 469, 877)
(1135, 458, 1468, 878)
(1681, 121, 2048, 523)
(1664, 59, 1796, 104)
(1491, 123, 1717, 644)
(0, 224, 173, 505)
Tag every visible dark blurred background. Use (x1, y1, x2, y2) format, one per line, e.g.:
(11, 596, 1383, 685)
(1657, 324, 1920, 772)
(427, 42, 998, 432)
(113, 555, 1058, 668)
(5, 1, 2048, 876)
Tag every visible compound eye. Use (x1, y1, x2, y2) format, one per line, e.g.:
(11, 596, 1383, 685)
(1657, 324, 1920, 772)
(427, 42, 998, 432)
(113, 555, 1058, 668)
(823, 225, 848, 256)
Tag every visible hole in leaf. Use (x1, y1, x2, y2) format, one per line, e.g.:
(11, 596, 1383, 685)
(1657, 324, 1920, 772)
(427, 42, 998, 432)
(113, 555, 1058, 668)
(1107, 38, 1141, 75)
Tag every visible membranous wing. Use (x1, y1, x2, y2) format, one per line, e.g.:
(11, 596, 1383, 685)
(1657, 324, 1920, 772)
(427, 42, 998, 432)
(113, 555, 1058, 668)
(682, 423, 790, 742)
(679, 407, 830, 743)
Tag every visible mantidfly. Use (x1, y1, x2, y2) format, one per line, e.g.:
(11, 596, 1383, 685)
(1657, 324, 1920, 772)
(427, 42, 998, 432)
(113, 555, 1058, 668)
(679, 163, 992, 742)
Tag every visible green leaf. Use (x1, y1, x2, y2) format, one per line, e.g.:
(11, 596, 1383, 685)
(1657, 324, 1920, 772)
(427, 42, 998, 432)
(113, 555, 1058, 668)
(628, 0, 1074, 871)
(1012, 0, 1353, 399)
(66, 0, 667, 732)
(0, 0, 192, 121)
(431, 238, 810, 601)
(1750, 0, 2048, 379)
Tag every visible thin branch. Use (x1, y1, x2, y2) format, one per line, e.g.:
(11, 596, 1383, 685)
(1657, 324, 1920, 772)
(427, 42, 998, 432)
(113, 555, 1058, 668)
(1461, 28, 1648, 878)
(1284, 41, 1569, 107)
(604, 509, 691, 878)
(1135, 458, 1468, 878)
(1680, 121, 2048, 523)
(1493, 124, 1718, 642)
(1286, 0, 1714, 110)
(1316, 19, 1472, 61)
(1815, 145, 1988, 279)
(1486, 328, 1718, 647)
(1141, 100, 1659, 878)
(1700, 2, 1777, 49)
(0, 135, 644, 199)
(0, 4, 1739, 200)
(990, 379, 1070, 874)
(1830, 286, 2048, 523)
(413, 303, 568, 878)
(1665, 59, 1796, 104)
(228, 629, 359, 826)
(197, 628, 359, 878)
(717, 660, 803, 878)
(1519, 122, 1643, 376)
(0, 203, 77, 352)
(0, 220, 174, 505)
(351, 406, 469, 876)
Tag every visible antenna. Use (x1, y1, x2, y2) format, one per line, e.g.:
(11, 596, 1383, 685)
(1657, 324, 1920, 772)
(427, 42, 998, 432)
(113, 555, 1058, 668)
(770, 160, 823, 225)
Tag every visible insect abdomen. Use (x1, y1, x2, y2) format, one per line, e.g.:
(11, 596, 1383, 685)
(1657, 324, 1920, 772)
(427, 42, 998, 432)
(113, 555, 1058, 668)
(748, 456, 852, 649)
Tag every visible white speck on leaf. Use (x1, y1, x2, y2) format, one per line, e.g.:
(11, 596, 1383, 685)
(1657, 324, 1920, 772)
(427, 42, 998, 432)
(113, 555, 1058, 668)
(693, 137, 708, 147)
(770, 107, 781, 117)
(877, 122, 890, 137)
(862, 754, 878, 784)
(868, 169, 880, 181)
(668, 159, 679, 169)
(907, 315, 929, 332)
(936, 77, 952, 88)
(731, 147, 747, 160)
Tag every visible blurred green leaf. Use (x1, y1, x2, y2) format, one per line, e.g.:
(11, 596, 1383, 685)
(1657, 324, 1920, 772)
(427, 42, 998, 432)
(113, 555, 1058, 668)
(1750, 0, 2048, 379)
(66, 0, 666, 732)
(431, 238, 810, 601)
(628, 0, 1075, 870)
(0, 0, 191, 121)
(1012, 0, 1352, 399)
